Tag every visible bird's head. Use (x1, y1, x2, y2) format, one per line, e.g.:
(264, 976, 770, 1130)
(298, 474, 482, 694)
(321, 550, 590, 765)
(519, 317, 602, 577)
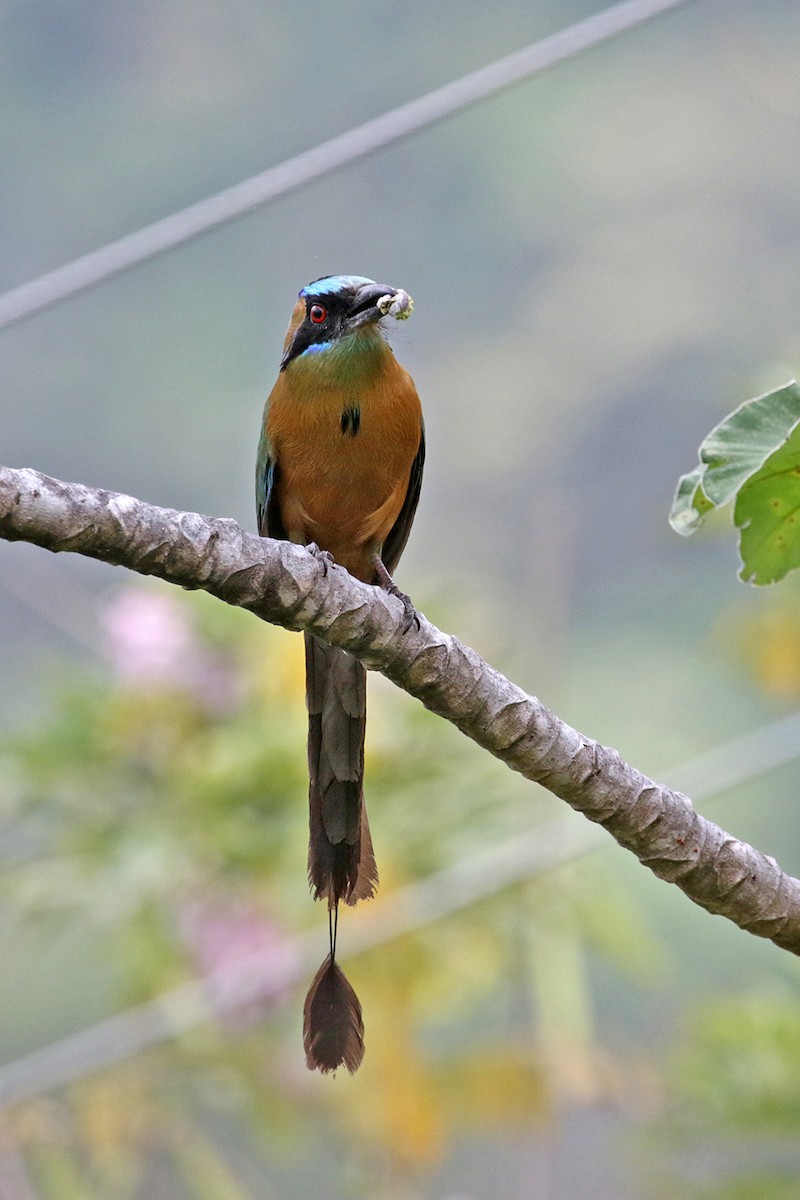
(279, 275, 413, 373)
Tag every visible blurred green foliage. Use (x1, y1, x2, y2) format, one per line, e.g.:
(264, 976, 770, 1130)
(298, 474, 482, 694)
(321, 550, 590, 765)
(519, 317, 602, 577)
(650, 986, 800, 1198)
(0, 583, 646, 1197)
(4, 0, 800, 1195)
(2, 583, 795, 1198)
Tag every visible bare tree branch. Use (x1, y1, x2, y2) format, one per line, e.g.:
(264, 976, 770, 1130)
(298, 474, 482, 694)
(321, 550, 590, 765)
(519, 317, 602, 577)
(2, 464, 799, 954)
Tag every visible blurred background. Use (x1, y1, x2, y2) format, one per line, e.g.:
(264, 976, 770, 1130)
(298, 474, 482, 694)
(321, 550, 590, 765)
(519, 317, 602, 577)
(3, 0, 800, 1196)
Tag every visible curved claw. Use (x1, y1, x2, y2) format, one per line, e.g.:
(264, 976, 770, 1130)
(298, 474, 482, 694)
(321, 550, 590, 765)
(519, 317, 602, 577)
(371, 555, 420, 633)
(306, 543, 336, 577)
(393, 587, 420, 634)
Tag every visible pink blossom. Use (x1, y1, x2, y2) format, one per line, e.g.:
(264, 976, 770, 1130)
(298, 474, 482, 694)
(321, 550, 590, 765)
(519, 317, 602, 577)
(101, 588, 237, 711)
(179, 897, 299, 1024)
(102, 588, 195, 686)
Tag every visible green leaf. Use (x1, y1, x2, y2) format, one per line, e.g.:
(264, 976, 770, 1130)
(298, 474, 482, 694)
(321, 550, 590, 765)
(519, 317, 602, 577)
(669, 381, 800, 584)
(670, 465, 713, 535)
(736, 430, 800, 584)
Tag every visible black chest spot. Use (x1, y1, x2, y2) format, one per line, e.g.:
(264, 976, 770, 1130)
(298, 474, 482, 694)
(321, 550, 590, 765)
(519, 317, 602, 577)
(340, 405, 361, 436)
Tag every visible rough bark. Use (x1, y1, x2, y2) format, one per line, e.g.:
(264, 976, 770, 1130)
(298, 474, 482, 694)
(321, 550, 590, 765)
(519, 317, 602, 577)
(2, 464, 799, 954)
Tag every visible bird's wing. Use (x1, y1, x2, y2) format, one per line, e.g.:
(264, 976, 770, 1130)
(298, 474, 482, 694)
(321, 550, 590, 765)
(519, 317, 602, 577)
(255, 426, 287, 539)
(381, 423, 425, 574)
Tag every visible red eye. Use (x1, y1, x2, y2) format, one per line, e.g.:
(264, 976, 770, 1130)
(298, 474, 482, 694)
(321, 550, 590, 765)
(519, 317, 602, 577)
(309, 304, 327, 324)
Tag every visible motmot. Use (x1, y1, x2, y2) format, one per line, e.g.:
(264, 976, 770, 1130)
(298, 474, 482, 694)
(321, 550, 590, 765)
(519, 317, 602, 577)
(256, 275, 424, 1073)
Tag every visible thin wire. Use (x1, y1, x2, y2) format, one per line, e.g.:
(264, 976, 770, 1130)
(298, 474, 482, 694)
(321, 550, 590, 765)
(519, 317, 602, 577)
(0, 0, 693, 332)
(0, 702, 797, 1109)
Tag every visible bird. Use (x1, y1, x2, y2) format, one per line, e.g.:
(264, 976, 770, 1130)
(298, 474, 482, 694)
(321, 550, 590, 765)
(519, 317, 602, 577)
(256, 275, 425, 1073)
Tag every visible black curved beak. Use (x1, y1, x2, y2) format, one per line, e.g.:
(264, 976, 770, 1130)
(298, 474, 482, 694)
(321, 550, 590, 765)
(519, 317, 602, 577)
(346, 282, 396, 329)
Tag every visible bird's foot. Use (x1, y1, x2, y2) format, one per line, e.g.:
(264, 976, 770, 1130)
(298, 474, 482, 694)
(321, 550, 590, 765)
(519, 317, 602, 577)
(372, 556, 420, 633)
(391, 586, 420, 634)
(306, 543, 336, 577)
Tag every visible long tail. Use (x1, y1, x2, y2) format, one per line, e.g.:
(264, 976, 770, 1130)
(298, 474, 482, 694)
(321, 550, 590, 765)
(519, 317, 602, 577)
(303, 951, 364, 1074)
(304, 633, 377, 906)
(303, 633, 376, 1073)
